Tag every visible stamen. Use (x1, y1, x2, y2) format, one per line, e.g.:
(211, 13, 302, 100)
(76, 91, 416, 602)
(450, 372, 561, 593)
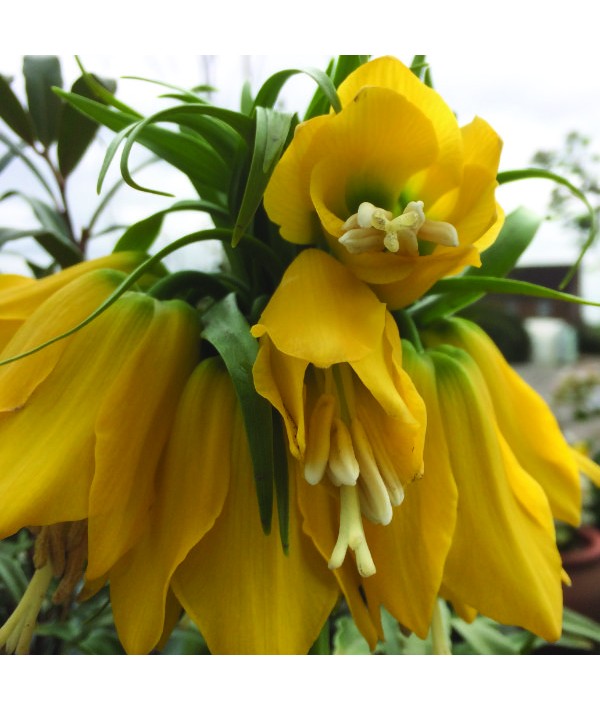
(328, 485, 376, 577)
(304, 394, 336, 485)
(327, 417, 360, 486)
(0, 561, 53, 654)
(350, 418, 393, 525)
(340, 199, 458, 255)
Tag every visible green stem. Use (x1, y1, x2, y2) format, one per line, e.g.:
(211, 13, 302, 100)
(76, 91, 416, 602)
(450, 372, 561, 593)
(394, 309, 425, 354)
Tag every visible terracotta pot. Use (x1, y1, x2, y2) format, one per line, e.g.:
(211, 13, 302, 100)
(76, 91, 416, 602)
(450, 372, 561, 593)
(561, 525, 600, 622)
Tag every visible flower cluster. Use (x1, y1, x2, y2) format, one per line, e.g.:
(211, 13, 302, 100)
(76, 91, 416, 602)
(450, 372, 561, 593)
(0, 54, 599, 656)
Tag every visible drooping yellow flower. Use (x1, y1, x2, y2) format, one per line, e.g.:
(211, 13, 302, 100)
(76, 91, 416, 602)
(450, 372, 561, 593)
(0, 267, 201, 648)
(421, 317, 588, 524)
(0, 251, 152, 349)
(250, 248, 446, 643)
(107, 357, 340, 655)
(264, 56, 504, 308)
(402, 338, 566, 641)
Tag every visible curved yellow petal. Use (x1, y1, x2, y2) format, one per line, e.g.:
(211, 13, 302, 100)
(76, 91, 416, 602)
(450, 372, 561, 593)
(252, 335, 308, 458)
(423, 318, 581, 526)
(0, 269, 128, 413)
(109, 358, 235, 654)
(87, 298, 200, 580)
(251, 249, 387, 366)
(432, 347, 563, 641)
(171, 412, 339, 655)
(0, 288, 156, 538)
(0, 252, 150, 321)
(361, 342, 457, 638)
(263, 114, 331, 245)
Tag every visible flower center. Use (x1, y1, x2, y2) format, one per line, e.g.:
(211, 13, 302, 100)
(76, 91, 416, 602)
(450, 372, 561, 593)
(339, 200, 458, 256)
(303, 364, 407, 577)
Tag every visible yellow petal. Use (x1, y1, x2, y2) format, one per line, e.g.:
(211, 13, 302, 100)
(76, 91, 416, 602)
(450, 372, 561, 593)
(252, 335, 308, 458)
(433, 347, 563, 641)
(263, 114, 331, 245)
(0, 252, 150, 321)
(0, 289, 156, 538)
(109, 358, 235, 654)
(0, 269, 128, 413)
(171, 411, 339, 654)
(424, 318, 581, 525)
(87, 298, 200, 580)
(251, 249, 387, 366)
(361, 342, 457, 638)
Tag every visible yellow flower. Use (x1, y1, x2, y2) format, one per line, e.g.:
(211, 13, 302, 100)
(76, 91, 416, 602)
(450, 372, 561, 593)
(421, 317, 586, 524)
(250, 249, 438, 643)
(264, 56, 504, 308)
(0, 268, 201, 652)
(0, 251, 152, 349)
(402, 336, 567, 641)
(107, 357, 340, 655)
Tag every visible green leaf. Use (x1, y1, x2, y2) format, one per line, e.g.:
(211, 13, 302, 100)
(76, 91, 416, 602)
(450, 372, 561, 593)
(0, 130, 57, 202)
(23, 56, 63, 147)
(0, 554, 29, 604)
(231, 108, 293, 246)
(253, 67, 341, 114)
(201, 293, 274, 535)
(304, 55, 369, 120)
(409, 208, 542, 325)
(0, 74, 34, 144)
(451, 617, 522, 655)
(114, 199, 230, 252)
(426, 275, 600, 308)
(561, 607, 600, 645)
(333, 616, 371, 655)
(272, 410, 289, 554)
(58, 73, 117, 177)
(498, 168, 597, 288)
(55, 89, 232, 196)
(0, 191, 81, 266)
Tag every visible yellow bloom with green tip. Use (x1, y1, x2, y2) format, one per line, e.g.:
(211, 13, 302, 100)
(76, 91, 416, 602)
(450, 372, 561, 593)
(421, 317, 588, 525)
(108, 357, 340, 655)
(251, 248, 433, 643)
(0, 251, 153, 349)
(402, 340, 565, 641)
(0, 268, 201, 589)
(264, 56, 504, 308)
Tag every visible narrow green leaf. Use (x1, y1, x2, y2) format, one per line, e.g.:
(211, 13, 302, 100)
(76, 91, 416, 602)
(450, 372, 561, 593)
(451, 617, 521, 655)
(58, 73, 117, 177)
(409, 208, 542, 325)
(304, 55, 369, 120)
(498, 168, 597, 288)
(114, 199, 230, 252)
(75, 56, 140, 118)
(0, 74, 35, 144)
(272, 410, 289, 553)
(0, 554, 29, 604)
(0, 191, 81, 266)
(254, 67, 341, 114)
(55, 89, 232, 195)
(0, 130, 57, 202)
(0, 149, 16, 174)
(561, 607, 600, 645)
(23, 55, 63, 147)
(426, 275, 600, 307)
(231, 108, 293, 246)
(0, 228, 233, 368)
(201, 293, 274, 535)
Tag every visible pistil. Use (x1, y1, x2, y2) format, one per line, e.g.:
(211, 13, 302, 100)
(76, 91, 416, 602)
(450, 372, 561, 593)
(328, 485, 376, 577)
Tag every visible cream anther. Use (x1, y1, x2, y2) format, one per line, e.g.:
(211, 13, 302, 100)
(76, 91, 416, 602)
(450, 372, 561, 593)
(340, 199, 458, 255)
